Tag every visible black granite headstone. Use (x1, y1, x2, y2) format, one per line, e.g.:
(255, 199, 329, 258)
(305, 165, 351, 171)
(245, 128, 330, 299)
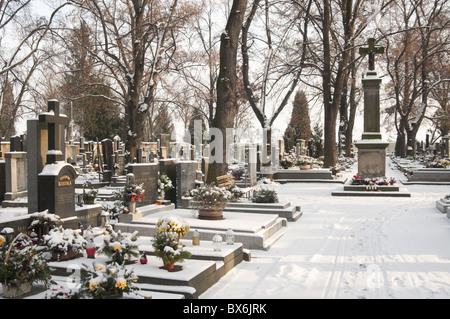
(101, 138, 113, 170)
(0, 161, 5, 202)
(38, 162, 77, 218)
(159, 159, 177, 203)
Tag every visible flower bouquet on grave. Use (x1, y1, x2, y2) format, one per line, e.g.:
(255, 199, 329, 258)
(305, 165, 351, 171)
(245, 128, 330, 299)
(122, 183, 145, 213)
(78, 262, 139, 299)
(152, 231, 192, 271)
(251, 187, 279, 203)
(296, 156, 313, 169)
(45, 284, 80, 299)
(228, 185, 245, 202)
(42, 226, 86, 261)
(124, 183, 145, 203)
(280, 154, 295, 169)
(190, 184, 232, 220)
(82, 181, 98, 204)
(28, 209, 62, 243)
(97, 229, 140, 265)
(426, 159, 447, 168)
(158, 173, 174, 200)
(0, 233, 54, 298)
(155, 216, 190, 241)
(230, 166, 245, 180)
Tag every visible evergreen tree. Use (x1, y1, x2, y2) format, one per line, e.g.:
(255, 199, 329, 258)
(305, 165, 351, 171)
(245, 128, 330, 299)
(152, 107, 174, 140)
(61, 23, 123, 141)
(311, 122, 324, 158)
(283, 90, 312, 152)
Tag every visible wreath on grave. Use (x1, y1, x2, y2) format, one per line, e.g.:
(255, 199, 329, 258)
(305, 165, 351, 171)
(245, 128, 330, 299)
(42, 226, 86, 261)
(82, 181, 98, 204)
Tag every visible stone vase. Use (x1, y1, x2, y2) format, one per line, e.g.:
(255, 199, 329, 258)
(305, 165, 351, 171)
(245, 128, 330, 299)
(128, 201, 136, 214)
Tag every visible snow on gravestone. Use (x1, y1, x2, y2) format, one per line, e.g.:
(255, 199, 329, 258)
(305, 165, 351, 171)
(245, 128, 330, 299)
(38, 161, 77, 219)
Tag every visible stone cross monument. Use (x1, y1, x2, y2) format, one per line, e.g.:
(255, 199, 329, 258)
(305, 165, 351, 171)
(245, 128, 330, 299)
(354, 38, 389, 178)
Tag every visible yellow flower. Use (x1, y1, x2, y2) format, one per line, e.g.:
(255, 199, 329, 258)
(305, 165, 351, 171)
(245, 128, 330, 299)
(115, 278, 127, 290)
(0, 235, 4, 247)
(112, 242, 122, 251)
(89, 279, 100, 291)
(95, 264, 106, 271)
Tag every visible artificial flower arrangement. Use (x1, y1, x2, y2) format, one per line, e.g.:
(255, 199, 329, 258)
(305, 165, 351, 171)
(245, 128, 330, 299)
(45, 285, 80, 299)
(78, 262, 139, 299)
(42, 226, 86, 261)
(82, 181, 98, 203)
(28, 209, 62, 242)
(123, 183, 145, 203)
(0, 232, 54, 297)
(296, 156, 313, 167)
(97, 229, 140, 264)
(350, 174, 396, 186)
(251, 187, 279, 203)
(280, 153, 295, 168)
(155, 216, 190, 239)
(158, 173, 174, 192)
(228, 185, 245, 202)
(426, 160, 448, 168)
(190, 184, 232, 210)
(230, 166, 245, 179)
(152, 218, 192, 270)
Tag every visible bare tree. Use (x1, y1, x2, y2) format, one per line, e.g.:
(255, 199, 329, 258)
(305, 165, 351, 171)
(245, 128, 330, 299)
(68, 0, 199, 161)
(381, 0, 450, 157)
(241, 0, 312, 168)
(206, 0, 247, 183)
(0, 1, 68, 139)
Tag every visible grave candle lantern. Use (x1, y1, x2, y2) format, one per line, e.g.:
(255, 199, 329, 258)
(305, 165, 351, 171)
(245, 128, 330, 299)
(192, 230, 200, 246)
(86, 238, 96, 258)
(140, 253, 148, 264)
(212, 233, 222, 252)
(226, 228, 235, 245)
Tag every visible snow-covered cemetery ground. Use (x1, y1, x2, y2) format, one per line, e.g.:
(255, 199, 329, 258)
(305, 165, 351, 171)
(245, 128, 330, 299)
(201, 157, 450, 299)
(1, 156, 449, 301)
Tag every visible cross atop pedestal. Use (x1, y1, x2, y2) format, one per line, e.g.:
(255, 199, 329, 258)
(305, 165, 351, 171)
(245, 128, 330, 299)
(359, 38, 384, 72)
(39, 100, 69, 164)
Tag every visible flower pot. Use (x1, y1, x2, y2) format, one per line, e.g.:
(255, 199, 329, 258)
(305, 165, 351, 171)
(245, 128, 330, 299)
(52, 249, 81, 261)
(84, 199, 94, 205)
(128, 201, 136, 214)
(299, 165, 310, 170)
(163, 262, 175, 271)
(2, 282, 32, 298)
(103, 292, 123, 299)
(198, 208, 224, 220)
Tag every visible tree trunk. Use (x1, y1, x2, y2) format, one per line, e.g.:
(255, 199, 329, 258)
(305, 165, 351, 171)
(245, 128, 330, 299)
(395, 121, 406, 157)
(206, 0, 247, 184)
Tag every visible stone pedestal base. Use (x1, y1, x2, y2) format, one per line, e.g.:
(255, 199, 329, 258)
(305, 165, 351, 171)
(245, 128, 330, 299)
(354, 139, 389, 178)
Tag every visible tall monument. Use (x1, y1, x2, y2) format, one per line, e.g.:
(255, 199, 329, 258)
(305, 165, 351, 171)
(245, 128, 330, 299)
(354, 38, 389, 178)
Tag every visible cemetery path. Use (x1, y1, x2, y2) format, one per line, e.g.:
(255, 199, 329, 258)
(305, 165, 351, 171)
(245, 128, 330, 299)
(200, 158, 450, 299)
